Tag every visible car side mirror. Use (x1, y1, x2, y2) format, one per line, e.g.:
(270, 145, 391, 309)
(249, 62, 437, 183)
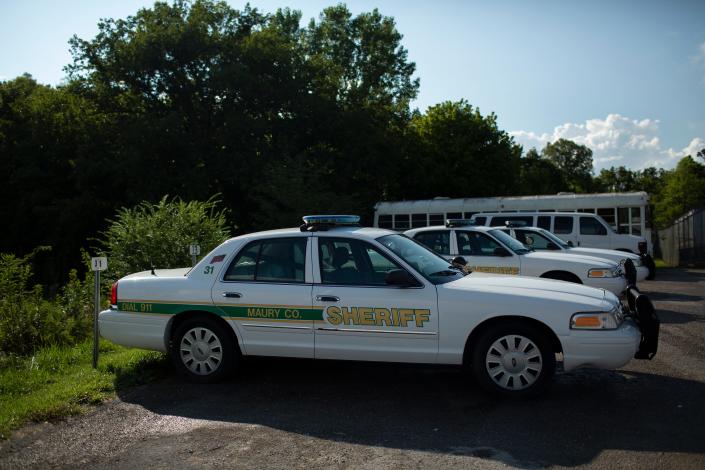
(493, 247, 511, 257)
(451, 256, 467, 268)
(546, 242, 559, 250)
(385, 269, 419, 288)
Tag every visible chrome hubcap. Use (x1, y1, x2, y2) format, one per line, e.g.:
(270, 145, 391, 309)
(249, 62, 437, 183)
(486, 335, 542, 390)
(180, 327, 223, 375)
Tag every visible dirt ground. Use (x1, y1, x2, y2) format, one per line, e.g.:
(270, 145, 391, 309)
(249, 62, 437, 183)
(1, 269, 704, 469)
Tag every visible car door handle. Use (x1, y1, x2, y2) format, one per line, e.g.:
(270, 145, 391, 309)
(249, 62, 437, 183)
(316, 295, 339, 302)
(222, 292, 242, 298)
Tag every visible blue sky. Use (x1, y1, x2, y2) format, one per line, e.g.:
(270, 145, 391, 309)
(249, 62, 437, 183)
(1, 0, 704, 171)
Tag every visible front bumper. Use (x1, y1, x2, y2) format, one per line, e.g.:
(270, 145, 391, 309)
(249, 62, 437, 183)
(625, 287, 660, 359)
(561, 289, 659, 371)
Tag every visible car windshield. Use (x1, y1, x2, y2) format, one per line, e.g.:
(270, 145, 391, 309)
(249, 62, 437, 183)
(488, 229, 532, 254)
(377, 234, 464, 285)
(537, 229, 571, 249)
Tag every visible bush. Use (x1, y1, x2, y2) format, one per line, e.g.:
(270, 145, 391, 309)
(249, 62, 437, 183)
(99, 196, 232, 280)
(0, 250, 93, 356)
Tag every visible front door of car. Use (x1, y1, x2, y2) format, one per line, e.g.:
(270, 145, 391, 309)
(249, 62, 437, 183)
(312, 236, 439, 363)
(211, 236, 315, 358)
(454, 230, 521, 275)
(577, 216, 612, 249)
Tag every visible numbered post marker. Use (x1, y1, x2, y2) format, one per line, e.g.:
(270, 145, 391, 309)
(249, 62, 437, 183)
(91, 257, 108, 271)
(189, 244, 201, 267)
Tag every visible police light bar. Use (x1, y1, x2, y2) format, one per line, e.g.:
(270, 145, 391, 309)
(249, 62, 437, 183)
(504, 220, 528, 228)
(300, 215, 361, 231)
(445, 219, 475, 228)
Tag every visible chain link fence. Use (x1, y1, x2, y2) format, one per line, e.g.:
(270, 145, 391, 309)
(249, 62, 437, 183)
(657, 208, 705, 267)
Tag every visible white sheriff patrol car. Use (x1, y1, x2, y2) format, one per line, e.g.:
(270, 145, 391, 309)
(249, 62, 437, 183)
(99, 216, 659, 396)
(404, 221, 629, 295)
(497, 224, 649, 283)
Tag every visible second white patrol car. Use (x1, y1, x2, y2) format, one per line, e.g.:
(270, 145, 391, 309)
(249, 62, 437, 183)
(99, 215, 659, 397)
(497, 224, 649, 283)
(405, 221, 629, 295)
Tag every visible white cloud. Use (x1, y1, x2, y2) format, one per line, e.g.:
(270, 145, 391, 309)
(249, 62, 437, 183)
(510, 114, 704, 171)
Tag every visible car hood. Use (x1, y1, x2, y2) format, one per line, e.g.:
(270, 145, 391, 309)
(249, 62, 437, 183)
(448, 272, 611, 303)
(568, 247, 640, 261)
(522, 250, 618, 267)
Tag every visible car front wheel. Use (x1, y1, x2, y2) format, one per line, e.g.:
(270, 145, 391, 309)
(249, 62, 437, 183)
(471, 321, 555, 397)
(171, 315, 238, 383)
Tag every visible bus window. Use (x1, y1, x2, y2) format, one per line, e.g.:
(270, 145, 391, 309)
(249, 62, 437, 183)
(464, 212, 476, 219)
(447, 212, 462, 220)
(429, 213, 444, 226)
(411, 213, 427, 228)
(378, 215, 393, 229)
(394, 214, 410, 230)
(631, 207, 641, 235)
(537, 216, 551, 230)
(554, 216, 574, 234)
(617, 207, 629, 234)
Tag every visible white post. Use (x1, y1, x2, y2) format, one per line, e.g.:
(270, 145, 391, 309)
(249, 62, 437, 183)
(189, 244, 201, 267)
(91, 257, 108, 369)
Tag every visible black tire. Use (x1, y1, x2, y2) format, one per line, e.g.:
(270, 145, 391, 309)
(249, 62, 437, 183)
(541, 271, 582, 284)
(171, 315, 238, 383)
(471, 321, 556, 397)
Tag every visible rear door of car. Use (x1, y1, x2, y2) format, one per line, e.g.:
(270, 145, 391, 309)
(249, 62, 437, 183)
(211, 235, 315, 358)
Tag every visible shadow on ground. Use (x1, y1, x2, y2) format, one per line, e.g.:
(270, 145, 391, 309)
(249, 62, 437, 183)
(118, 358, 705, 468)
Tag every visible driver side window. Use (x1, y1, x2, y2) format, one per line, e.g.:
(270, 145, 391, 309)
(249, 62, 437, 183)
(457, 232, 502, 256)
(318, 238, 405, 286)
(515, 230, 552, 250)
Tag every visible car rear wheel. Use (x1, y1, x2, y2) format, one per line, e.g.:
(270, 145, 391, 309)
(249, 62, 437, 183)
(171, 315, 238, 383)
(471, 321, 555, 397)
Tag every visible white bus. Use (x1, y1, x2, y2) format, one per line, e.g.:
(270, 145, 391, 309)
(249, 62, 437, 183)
(374, 192, 652, 249)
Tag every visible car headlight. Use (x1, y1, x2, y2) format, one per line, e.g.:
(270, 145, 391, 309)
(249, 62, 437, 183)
(571, 306, 623, 330)
(588, 267, 621, 278)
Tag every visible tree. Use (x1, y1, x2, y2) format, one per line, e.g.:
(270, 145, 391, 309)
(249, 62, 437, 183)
(519, 148, 567, 194)
(595, 166, 636, 192)
(99, 196, 232, 279)
(541, 139, 594, 192)
(654, 157, 705, 227)
(398, 100, 521, 199)
(698, 148, 705, 163)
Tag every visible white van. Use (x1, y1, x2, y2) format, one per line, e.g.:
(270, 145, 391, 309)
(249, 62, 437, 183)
(470, 212, 650, 255)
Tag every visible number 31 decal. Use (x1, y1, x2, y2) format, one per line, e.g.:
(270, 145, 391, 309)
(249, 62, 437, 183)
(204, 265, 214, 275)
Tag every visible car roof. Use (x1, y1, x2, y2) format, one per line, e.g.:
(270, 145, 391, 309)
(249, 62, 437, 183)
(405, 225, 495, 235)
(221, 225, 397, 246)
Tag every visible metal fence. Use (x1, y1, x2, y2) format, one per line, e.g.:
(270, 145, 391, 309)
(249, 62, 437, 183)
(657, 208, 705, 267)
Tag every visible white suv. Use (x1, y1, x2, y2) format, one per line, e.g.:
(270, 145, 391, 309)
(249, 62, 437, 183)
(469, 212, 650, 255)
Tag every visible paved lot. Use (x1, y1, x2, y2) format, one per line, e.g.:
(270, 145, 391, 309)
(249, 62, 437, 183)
(1, 269, 704, 469)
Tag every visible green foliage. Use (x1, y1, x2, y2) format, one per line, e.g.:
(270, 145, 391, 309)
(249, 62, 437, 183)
(541, 138, 594, 192)
(654, 157, 705, 227)
(0, 340, 168, 439)
(400, 100, 521, 199)
(519, 148, 567, 194)
(99, 196, 231, 279)
(0, 249, 93, 356)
